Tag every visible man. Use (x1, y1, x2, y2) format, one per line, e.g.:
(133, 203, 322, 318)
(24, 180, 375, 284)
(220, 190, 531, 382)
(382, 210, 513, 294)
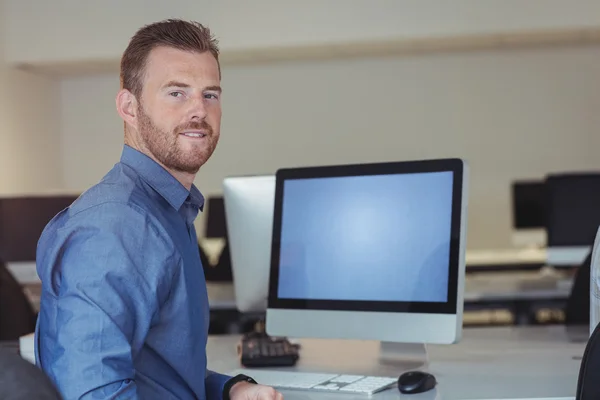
(35, 19, 282, 400)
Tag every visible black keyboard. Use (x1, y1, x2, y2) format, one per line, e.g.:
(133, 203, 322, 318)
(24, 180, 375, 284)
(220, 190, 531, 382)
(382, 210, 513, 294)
(237, 332, 300, 368)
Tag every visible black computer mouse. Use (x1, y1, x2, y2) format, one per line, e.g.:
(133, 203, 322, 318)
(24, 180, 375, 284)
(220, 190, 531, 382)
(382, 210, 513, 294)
(397, 371, 436, 394)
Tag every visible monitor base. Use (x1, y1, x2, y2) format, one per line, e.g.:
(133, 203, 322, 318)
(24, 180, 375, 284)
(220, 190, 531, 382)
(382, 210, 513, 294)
(378, 341, 428, 369)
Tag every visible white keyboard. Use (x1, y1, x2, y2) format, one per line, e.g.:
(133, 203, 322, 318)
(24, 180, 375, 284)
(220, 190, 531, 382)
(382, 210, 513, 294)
(228, 369, 398, 395)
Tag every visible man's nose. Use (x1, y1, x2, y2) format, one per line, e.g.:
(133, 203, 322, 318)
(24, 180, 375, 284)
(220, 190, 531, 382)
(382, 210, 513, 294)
(188, 96, 208, 120)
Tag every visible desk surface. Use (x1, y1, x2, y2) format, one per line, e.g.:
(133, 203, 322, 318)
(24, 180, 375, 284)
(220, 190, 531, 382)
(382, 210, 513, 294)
(466, 248, 547, 266)
(206, 325, 586, 400)
(6, 247, 574, 313)
(464, 271, 572, 302)
(9, 265, 572, 314)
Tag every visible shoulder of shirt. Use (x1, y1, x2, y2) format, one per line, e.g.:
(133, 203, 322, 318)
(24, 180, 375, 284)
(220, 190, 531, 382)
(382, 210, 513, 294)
(36, 164, 185, 297)
(49, 163, 171, 239)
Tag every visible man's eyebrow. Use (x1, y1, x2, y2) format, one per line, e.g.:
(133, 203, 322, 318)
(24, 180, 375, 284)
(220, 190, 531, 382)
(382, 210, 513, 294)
(161, 82, 222, 93)
(204, 85, 222, 93)
(162, 81, 191, 89)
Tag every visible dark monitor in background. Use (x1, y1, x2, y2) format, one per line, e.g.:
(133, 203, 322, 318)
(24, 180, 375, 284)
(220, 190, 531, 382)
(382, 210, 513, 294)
(205, 196, 227, 239)
(510, 180, 547, 248)
(0, 195, 79, 262)
(545, 173, 600, 266)
(202, 196, 233, 282)
(512, 181, 546, 229)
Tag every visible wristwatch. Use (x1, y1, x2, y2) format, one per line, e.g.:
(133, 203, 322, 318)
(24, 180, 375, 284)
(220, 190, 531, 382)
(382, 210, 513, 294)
(223, 374, 257, 400)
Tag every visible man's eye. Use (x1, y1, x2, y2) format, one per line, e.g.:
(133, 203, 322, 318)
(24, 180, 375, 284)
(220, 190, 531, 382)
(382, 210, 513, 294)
(169, 92, 183, 97)
(204, 93, 219, 100)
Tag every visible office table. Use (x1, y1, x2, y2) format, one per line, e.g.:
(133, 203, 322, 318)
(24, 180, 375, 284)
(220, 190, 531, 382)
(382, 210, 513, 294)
(466, 248, 547, 272)
(7, 250, 576, 332)
(206, 325, 587, 400)
(464, 270, 572, 324)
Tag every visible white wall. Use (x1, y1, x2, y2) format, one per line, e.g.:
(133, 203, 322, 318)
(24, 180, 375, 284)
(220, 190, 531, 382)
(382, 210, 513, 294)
(0, 69, 63, 194)
(4, 0, 600, 71)
(0, 1, 63, 195)
(59, 44, 600, 249)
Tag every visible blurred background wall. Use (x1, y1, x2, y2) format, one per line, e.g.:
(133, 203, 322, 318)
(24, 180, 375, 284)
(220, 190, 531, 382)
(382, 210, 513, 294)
(1, 0, 600, 250)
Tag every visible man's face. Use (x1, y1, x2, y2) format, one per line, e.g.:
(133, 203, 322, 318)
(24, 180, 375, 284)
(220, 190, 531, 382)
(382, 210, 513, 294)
(135, 46, 222, 174)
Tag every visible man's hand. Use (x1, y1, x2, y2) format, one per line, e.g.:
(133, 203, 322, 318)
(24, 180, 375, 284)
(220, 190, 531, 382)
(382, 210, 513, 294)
(229, 381, 283, 400)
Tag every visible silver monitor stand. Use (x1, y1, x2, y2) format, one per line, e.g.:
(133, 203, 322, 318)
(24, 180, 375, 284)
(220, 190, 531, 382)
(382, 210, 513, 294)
(378, 342, 429, 369)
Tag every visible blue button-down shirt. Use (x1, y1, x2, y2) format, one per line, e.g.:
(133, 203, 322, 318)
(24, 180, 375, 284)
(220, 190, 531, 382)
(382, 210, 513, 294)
(35, 145, 232, 399)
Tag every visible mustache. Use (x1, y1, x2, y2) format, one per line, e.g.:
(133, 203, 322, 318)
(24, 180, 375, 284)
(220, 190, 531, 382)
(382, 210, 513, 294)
(176, 121, 213, 135)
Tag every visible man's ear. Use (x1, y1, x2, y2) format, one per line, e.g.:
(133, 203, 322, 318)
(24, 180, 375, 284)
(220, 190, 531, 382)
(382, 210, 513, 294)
(116, 89, 138, 129)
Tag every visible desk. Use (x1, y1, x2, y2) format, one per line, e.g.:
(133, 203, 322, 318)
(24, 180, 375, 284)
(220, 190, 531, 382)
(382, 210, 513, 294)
(464, 271, 572, 324)
(467, 247, 588, 272)
(207, 282, 237, 310)
(6, 253, 576, 330)
(466, 248, 547, 272)
(207, 325, 586, 400)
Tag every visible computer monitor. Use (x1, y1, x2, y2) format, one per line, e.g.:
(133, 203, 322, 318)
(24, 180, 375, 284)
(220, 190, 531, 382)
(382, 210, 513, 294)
(511, 180, 547, 248)
(266, 158, 468, 365)
(205, 196, 227, 238)
(546, 173, 600, 267)
(223, 175, 276, 313)
(0, 195, 80, 262)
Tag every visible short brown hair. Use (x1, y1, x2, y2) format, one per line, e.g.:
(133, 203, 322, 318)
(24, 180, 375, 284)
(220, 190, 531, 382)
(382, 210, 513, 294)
(120, 19, 220, 98)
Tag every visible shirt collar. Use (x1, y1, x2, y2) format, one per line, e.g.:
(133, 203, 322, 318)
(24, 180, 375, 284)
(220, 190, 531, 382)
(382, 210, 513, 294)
(119, 145, 205, 212)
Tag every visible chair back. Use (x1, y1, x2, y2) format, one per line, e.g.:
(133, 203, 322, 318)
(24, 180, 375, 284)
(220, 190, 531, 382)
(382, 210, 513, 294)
(0, 259, 37, 340)
(576, 319, 600, 399)
(576, 226, 600, 399)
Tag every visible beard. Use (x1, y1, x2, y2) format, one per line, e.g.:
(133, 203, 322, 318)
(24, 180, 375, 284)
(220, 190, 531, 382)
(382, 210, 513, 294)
(137, 104, 219, 174)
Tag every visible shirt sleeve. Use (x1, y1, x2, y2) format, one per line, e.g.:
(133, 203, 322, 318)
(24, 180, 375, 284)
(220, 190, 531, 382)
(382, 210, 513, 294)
(205, 369, 233, 400)
(36, 202, 177, 400)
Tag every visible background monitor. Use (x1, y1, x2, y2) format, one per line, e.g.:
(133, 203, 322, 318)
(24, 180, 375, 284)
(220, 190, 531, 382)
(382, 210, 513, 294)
(223, 175, 276, 313)
(512, 180, 546, 229)
(0, 195, 79, 262)
(510, 180, 547, 248)
(545, 172, 600, 267)
(205, 196, 228, 239)
(266, 158, 469, 352)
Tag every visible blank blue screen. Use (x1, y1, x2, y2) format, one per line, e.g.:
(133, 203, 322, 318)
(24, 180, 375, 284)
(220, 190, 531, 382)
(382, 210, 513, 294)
(277, 171, 454, 303)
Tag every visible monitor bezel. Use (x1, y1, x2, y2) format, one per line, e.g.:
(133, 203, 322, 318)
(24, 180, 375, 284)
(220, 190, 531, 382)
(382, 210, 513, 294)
(267, 158, 466, 315)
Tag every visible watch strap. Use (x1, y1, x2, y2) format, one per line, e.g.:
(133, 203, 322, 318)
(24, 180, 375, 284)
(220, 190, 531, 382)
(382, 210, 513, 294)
(223, 374, 257, 400)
